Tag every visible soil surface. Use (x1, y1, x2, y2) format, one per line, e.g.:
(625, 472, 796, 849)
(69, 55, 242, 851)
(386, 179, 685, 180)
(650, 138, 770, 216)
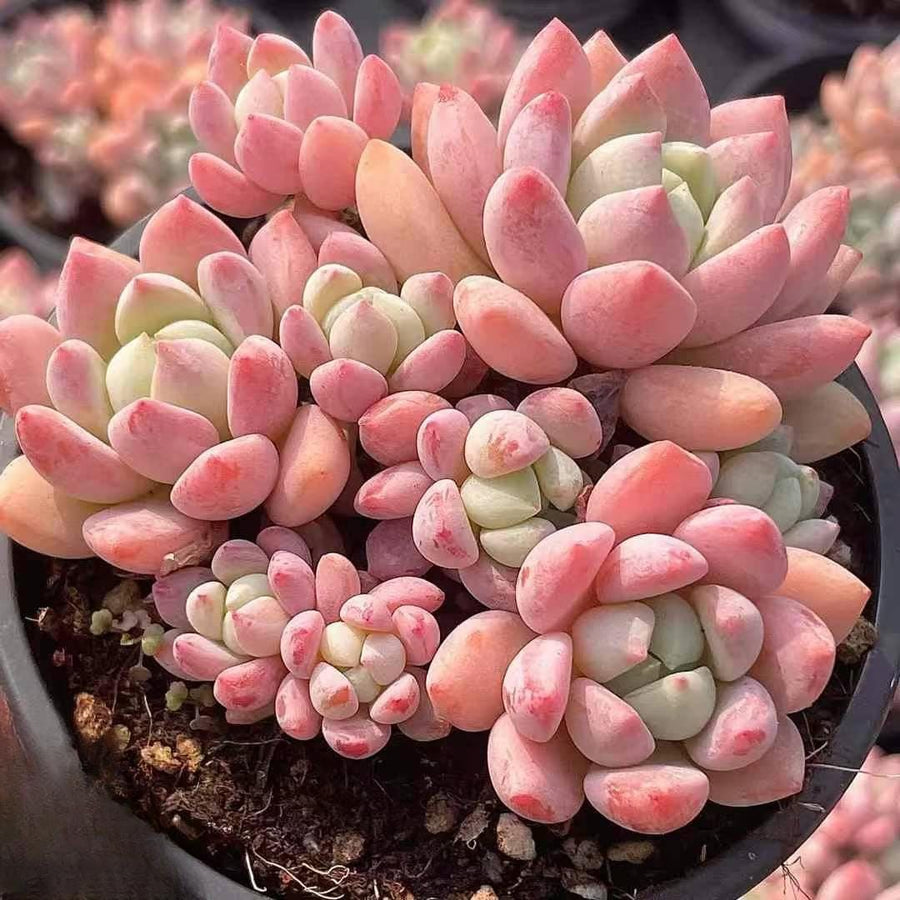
(26, 432, 878, 900)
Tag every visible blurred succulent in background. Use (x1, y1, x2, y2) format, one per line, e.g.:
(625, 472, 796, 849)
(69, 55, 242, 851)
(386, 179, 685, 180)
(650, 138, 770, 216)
(0, 0, 246, 228)
(856, 310, 900, 456)
(786, 41, 900, 456)
(380, 0, 521, 121)
(786, 41, 900, 312)
(746, 748, 900, 899)
(0, 248, 57, 319)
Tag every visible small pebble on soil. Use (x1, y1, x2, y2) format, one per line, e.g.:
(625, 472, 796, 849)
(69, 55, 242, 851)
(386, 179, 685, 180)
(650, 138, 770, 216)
(837, 616, 877, 665)
(470, 887, 499, 900)
(496, 812, 536, 861)
(425, 793, 460, 834)
(332, 830, 366, 864)
(482, 850, 505, 884)
(561, 869, 608, 899)
(456, 804, 491, 845)
(563, 838, 606, 870)
(607, 840, 655, 864)
(73, 692, 112, 744)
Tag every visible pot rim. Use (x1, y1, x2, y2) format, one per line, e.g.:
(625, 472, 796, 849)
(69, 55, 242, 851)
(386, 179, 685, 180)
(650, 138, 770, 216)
(0, 206, 898, 899)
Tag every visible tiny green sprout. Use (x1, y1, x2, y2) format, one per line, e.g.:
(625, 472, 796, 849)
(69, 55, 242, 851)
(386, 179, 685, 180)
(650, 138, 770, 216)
(129, 664, 151, 682)
(166, 681, 189, 712)
(141, 623, 165, 656)
(90, 608, 114, 635)
(189, 683, 216, 709)
(119, 632, 140, 646)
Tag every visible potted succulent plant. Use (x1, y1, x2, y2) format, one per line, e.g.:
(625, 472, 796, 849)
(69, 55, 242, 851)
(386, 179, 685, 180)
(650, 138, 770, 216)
(0, 11, 899, 900)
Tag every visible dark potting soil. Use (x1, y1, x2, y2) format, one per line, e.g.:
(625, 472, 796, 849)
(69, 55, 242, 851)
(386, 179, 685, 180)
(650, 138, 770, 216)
(0, 125, 117, 246)
(25, 434, 878, 900)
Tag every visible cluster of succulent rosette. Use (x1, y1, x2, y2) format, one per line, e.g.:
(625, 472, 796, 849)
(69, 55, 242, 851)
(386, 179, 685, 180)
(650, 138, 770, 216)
(0, 12, 880, 836)
(748, 748, 900, 900)
(0, 0, 244, 226)
(152, 530, 447, 752)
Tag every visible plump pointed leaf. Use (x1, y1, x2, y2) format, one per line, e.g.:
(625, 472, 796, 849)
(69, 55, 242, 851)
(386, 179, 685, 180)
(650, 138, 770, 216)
(189, 80, 238, 164)
(16, 405, 152, 503)
(353, 54, 402, 140)
(356, 141, 491, 283)
(234, 113, 305, 195)
(428, 85, 502, 263)
(0, 456, 98, 558)
(139, 195, 246, 290)
(454, 276, 577, 385)
(517, 522, 615, 632)
(108, 398, 219, 484)
(312, 10, 363, 110)
(488, 712, 588, 823)
(504, 91, 572, 196)
(189, 152, 284, 218)
(606, 34, 709, 144)
(497, 18, 592, 148)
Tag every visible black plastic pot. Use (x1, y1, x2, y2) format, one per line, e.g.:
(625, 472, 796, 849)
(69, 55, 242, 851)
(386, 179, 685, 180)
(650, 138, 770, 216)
(1, 206, 899, 899)
(718, 0, 900, 54)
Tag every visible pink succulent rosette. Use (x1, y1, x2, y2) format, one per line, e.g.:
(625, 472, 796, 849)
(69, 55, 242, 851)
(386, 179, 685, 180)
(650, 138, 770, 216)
(153, 530, 449, 755)
(187, 11, 403, 217)
(423, 440, 870, 833)
(0, 195, 347, 573)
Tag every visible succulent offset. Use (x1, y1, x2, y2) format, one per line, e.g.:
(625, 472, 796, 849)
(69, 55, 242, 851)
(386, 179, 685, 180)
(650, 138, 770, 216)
(152, 531, 448, 753)
(187, 11, 403, 218)
(0, 0, 244, 226)
(0, 12, 880, 838)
